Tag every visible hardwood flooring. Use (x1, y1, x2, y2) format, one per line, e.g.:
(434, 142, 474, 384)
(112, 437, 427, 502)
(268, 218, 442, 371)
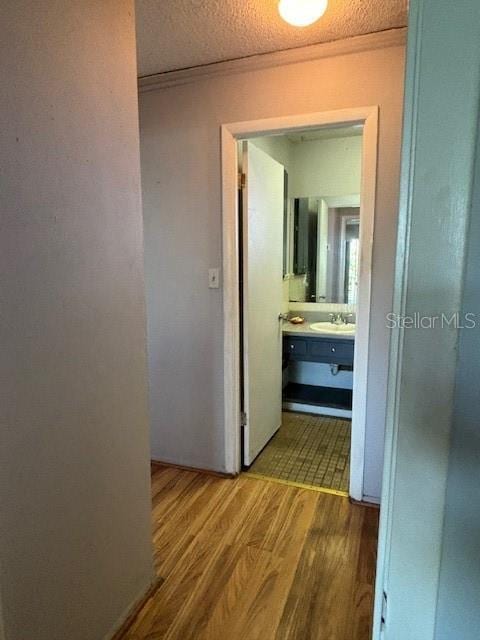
(121, 465, 379, 640)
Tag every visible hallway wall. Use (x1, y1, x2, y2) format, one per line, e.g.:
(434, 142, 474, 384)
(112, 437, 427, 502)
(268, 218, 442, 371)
(0, 2, 153, 638)
(139, 39, 405, 500)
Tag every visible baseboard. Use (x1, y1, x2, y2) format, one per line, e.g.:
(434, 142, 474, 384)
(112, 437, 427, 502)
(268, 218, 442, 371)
(283, 401, 352, 419)
(151, 458, 237, 479)
(108, 575, 163, 640)
(349, 496, 380, 509)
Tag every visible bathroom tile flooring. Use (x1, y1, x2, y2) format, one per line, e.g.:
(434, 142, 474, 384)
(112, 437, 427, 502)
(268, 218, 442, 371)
(245, 411, 351, 494)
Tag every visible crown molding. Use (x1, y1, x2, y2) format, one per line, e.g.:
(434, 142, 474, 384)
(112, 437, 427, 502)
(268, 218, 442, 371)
(138, 27, 407, 93)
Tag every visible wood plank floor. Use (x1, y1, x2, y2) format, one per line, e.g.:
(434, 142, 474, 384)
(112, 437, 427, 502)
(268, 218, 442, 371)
(121, 465, 379, 640)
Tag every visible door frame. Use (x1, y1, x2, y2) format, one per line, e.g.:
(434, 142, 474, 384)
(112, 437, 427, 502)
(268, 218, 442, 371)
(221, 106, 378, 501)
(338, 213, 360, 304)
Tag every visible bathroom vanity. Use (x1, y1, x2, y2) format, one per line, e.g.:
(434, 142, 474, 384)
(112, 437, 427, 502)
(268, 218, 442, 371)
(282, 322, 354, 414)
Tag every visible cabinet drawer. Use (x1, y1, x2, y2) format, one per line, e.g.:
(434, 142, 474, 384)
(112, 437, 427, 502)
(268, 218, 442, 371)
(308, 340, 354, 364)
(283, 335, 355, 365)
(284, 338, 308, 356)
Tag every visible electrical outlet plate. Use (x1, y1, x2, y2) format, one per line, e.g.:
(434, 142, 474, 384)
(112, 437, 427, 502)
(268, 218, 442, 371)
(208, 268, 220, 289)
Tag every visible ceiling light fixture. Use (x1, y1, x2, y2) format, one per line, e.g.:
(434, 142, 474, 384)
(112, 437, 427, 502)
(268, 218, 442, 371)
(278, 0, 328, 27)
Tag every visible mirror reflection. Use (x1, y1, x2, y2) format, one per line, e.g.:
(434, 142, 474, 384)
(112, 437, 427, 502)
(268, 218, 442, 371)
(286, 198, 360, 304)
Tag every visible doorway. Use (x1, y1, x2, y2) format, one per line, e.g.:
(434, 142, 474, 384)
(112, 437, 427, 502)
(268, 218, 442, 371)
(221, 107, 378, 502)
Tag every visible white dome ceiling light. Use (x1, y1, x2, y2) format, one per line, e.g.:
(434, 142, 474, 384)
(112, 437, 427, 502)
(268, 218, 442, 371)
(278, 0, 328, 27)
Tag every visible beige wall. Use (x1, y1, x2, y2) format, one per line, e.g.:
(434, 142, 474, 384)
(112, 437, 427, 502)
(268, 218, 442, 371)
(139, 43, 405, 499)
(253, 133, 362, 197)
(0, 2, 153, 638)
(252, 135, 294, 174)
(290, 135, 362, 198)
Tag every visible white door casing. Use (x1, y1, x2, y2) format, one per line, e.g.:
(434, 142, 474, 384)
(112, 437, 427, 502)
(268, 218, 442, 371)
(221, 106, 378, 503)
(242, 142, 284, 465)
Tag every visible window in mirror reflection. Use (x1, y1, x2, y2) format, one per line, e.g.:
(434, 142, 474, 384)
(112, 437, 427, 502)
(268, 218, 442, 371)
(286, 198, 360, 304)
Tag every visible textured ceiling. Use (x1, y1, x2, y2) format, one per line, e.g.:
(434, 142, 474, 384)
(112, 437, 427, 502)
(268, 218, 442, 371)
(135, 0, 408, 77)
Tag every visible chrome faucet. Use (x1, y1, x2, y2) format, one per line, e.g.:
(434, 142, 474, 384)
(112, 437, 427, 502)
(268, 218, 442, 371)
(329, 312, 353, 325)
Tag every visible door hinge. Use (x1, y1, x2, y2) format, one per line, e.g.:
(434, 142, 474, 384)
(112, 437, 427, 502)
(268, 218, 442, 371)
(381, 591, 388, 628)
(239, 172, 246, 189)
(240, 411, 247, 427)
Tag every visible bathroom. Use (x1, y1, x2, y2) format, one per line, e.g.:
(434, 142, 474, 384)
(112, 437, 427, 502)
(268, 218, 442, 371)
(238, 123, 367, 497)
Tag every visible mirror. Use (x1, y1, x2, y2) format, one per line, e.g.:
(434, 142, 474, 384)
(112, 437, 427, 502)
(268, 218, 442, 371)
(286, 197, 360, 305)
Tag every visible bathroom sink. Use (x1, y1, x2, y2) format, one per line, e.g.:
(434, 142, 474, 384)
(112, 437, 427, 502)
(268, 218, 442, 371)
(310, 322, 356, 335)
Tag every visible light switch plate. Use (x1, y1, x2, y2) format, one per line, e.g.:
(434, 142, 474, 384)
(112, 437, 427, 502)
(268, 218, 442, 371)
(208, 268, 220, 289)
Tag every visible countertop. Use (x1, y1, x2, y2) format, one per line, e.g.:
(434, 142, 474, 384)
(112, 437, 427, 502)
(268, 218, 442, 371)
(282, 321, 355, 340)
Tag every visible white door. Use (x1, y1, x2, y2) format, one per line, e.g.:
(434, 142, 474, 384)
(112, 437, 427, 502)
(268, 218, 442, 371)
(242, 141, 285, 466)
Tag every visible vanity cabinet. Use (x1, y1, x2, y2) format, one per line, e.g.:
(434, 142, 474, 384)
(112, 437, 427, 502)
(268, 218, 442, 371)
(282, 334, 354, 413)
(283, 335, 354, 366)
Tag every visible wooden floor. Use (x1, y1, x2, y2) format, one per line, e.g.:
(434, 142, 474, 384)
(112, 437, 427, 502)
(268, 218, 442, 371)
(121, 465, 379, 640)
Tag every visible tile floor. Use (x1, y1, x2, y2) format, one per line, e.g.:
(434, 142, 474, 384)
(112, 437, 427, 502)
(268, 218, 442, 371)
(245, 411, 351, 492)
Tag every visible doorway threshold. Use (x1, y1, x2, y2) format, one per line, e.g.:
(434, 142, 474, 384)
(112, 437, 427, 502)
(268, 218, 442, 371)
(243, 471, 348, 497)
(283, 401, 352, 419)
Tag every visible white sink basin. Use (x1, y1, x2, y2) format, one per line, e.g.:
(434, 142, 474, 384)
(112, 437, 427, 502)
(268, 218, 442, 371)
(310, 322, 356, 335)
